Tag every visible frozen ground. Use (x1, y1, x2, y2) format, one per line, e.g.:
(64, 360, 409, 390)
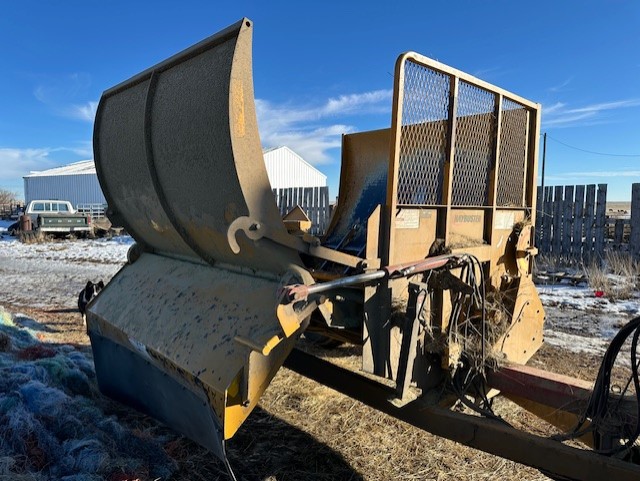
(0, 220, 131, 308)
(538, 283, 640, 362)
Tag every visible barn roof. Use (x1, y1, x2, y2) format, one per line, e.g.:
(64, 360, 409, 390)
(24, 160, 96, 177)
(263, 146, 326, 179)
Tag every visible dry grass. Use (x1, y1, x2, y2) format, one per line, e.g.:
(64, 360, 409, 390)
(18, 230, 48, 244)
(582, 259, 610, 293)
(534, 253, 579, 273)
(196, 346, 552, 481)
(583, 251, 640, 301)
(606, 251, 640, 279)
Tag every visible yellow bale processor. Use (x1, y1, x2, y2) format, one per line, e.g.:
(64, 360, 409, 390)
(88, 18, 640, 480)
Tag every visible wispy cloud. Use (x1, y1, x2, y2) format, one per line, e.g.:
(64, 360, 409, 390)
(472, 66, 513, 81)
(545, 170, 640, 181)
(256, 89, 392, 164)
(543, 98, 640, 127)
(33, 73, 97, 123)
(65, 101, 99, 122)
(547, 77, 573, 93)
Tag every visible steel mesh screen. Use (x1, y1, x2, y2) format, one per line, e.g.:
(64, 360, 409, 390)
(497, 98, 529, 206)
(451, 81, 496, 206)
(396, 60, 450, 205)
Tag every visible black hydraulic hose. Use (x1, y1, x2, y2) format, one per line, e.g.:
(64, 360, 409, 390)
(565, 315, 640, 453)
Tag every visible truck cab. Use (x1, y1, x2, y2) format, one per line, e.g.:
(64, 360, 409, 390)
(26, 200, 76, 221)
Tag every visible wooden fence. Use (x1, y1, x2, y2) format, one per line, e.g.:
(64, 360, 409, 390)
(0, 202, 24, 220)
(536, 183, 640, 260)
(273, 186, 331, 236)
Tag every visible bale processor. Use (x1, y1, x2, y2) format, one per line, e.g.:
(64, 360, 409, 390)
(88, 18, 640, 480)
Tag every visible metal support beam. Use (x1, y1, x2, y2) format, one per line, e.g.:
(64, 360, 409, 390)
(284, 349, 640, 481)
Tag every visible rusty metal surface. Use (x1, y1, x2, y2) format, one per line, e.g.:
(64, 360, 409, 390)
(94, 18, 300, 273)
(487, 364, 594, 413)
(90, 19, 314, 463)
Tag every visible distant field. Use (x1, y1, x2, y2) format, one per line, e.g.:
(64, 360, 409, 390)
(607, 201, 631, 217)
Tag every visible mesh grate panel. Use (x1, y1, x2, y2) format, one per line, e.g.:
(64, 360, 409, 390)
(396, 60, 450, 205)
(497, 98, 529, 206)
(451, 82, 496, 206)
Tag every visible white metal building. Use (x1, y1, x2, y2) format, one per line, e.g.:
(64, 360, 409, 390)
(263, 146, 327, 189)
(23, 160, 106, 208)
(22, 146, 326, 208)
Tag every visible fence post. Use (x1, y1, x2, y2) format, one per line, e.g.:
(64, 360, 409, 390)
(552, 186, 563, 255)
(594, 184, 607, 260)
(573, 185, 585, 260)
(631, 184, 640, 257)
(542, 186, 552, 254)
(584, 185, 596, 261)
(614, 219, 625, 250)
(536, 186, 543, 248)
(319, 186, 328, 234)
(562, 185, 574, 257)
(305, 188, 312, 229)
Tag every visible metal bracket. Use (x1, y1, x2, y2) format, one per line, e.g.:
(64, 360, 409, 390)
(393, 282, 428, 402)
(226, 216, 268, 254)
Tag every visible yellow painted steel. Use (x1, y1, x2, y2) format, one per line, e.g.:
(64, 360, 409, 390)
(88, 18, 314, 459)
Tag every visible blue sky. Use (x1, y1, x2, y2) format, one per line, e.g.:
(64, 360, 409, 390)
(1, 1, 639, 201)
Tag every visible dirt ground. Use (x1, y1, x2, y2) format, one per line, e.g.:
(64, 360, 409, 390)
(2, 298, 609, 481)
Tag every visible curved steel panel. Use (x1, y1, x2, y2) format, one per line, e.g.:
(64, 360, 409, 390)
(323, 129, 390, 255)
(94, 18, 299, 273)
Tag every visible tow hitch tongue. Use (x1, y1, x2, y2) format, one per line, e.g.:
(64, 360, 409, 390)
(87, 17, 312, 465)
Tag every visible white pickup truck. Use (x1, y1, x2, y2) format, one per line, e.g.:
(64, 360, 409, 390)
(9, 200, 92, 236)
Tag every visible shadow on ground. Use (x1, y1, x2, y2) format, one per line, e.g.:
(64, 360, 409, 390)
(164, 405, 364, 481)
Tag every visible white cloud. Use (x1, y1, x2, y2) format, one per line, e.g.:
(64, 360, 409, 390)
(542, 102, 565, 115)
(0, 145, 94, 182)
(543, 98, 640, 127)
(262, 125, 351, 164)
(66, 101, 99, 122)
(0, 148, 58, 181)
(68, 141, 93, 158)
(568, 99, 640, 114)
(321, 90, 391, 116)
(256, 89, 392, 165)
